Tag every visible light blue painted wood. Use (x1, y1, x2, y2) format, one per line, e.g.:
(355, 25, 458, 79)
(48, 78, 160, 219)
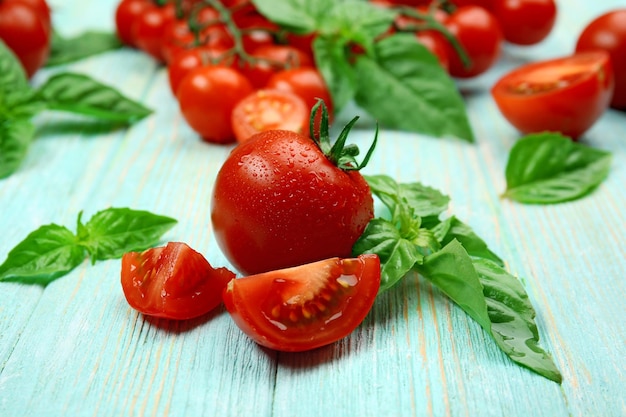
(1, 0, 625, 416)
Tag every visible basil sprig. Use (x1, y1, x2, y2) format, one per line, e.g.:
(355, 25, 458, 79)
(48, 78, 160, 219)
(0, 208, 177, 285)
(353, 175, 562, 383)
(46, 30, 123, 67)
(503, 133, 612, 204)
(0, 40, 152, 179)
(252, 0, 474, 142)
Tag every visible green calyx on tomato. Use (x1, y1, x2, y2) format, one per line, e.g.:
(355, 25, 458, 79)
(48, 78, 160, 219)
(310, 99, 378, 171)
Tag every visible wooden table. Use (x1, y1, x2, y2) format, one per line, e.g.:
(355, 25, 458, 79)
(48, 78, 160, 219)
(1, 1, 624, 416)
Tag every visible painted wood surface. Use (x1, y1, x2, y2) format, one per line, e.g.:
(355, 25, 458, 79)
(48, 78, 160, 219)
(1, 1, 625, 416)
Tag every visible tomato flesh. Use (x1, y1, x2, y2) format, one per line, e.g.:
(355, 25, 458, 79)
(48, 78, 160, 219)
(223, 254, 381, 352)
(121, 242, 235, 320)
(491, 51, 614, 139)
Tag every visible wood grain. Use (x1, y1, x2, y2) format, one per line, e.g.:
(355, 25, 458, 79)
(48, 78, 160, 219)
(1, 0, 625, 416)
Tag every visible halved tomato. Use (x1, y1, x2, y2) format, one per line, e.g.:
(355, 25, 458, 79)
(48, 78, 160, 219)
(121, 242, 235, 320)
(491, 51, 614, 139)
(231, 89, 308, 143)
(223, 254, 381, 352)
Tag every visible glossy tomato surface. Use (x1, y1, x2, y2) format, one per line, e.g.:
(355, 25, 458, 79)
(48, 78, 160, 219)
(231, 89, 308, 143)
(576, 9, 626, 109)
(493, 0, 557, 45)
(121, 242, 235, 320)
(240, 44, 313, 88)
(114, 0, 151, 47)
(211, 129, 374, 275)
(177, 66, 253, 143)
(0, 0, 50, 77)
(491, 51, 614, 139)
(223, 254, 381, 352)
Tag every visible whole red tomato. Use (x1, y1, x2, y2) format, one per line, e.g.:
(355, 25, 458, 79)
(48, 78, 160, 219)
(115, 0, 151, 47)
(0, 0, 51, 77)
(211, 114, 376, 275)
(177, 65, 253, 143)
(167, 45, 232, 95)
(443, 5, 503, 78)
(121, 242, 235, 320)
(576, 9, 626, 109)
(240, 44, 313, 88)
(223, 254, 381, 352)
(491, 51, 614, 139)
(131, 2, 177, 62)
(492, 0, 557, 46)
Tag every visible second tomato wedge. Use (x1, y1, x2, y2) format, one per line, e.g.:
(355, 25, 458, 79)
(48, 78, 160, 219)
(491, 51, 614, 139)
(231, 89, 308, 144)
(223, 254, 381, 352)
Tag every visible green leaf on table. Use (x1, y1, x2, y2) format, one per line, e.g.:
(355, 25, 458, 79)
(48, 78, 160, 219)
(35, 72, 152, 123)
(354, 34, 474, 142)
(46, 30, 123, 67)
(0, 39, 29, 97)
(503, 133, 612, 204)
(0, 117, 35, 179)
(0, 224, 85, 285)
(80, 208, 178, 261)
(432, 216, 504, 266)
(474, 258, 562, 383)
(252, 0, 333, 34)
(312, 35, 357, 113)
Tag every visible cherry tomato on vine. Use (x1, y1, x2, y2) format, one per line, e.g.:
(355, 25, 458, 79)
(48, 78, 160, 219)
(131, 2, 177, 62)
(448, 0, 493, 9)
(115, 0, 151, 47)
(177, 65, 253, 143)
(491, 51, 614, 139)
(492, 0, 557, 46)
(231, 89, 309, 143)
(211, 122, 375, 275)
(443, 5, 503, 78)
(223, 254, 381, 352)
(121, 242, 235, 320)
(240, 44, 313, 88)
(167, 45, 231, 95)
(576, 9, 626, 109)
(0, 0, 51, 77)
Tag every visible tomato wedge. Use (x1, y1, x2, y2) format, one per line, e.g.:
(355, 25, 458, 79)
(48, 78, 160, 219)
(223, 254, 381, 352)
(231, 89, 308, 144)
(491, 51, 614, 139)
(121, 242, 235, 320)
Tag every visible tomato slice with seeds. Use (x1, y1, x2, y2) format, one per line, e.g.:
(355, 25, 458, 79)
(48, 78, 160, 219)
(491, 51, 614, 139)
(231, 89, 308, 144)
(223, 254, 381, 352)
(121, 242, 235, 320)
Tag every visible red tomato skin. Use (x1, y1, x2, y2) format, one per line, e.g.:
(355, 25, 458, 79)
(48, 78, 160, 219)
(444, 5, 503, 78)
(493, 0, 557, 46)
(121, 242, 236, 320)
(131, 3, 177, 62)
(0, 0, 50, 78)
(576, 9, 626, 109)
(167, 46, 231, 95)
(416, 31, 450, 72)
(115, 0, 151, 47)
(177, 66, 253, 143)
(211, 130, 375, 275)
(491, 51, 614, 139)
(241, 44, 313, 88)
(222, 254, 381, 352)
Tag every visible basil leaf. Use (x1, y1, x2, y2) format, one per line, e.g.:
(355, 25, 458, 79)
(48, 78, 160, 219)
(474, 258, 562, 383)
(35, 72, 152, 123)
(0, 117, 35, 179)
(0, 224, 85, 285)
(0, 39, 29, 97)
(46, 30, 123, 67)
(417, 240, 492, 332)
(353, 218, 424, 292)
(354, 34, 474, 142)
(503, 133, 612, 204)
(252, 0, 334, 34)
(432, 216, 504, 266)
(313, 35, 357, 113)
(81, 208, 177, 261)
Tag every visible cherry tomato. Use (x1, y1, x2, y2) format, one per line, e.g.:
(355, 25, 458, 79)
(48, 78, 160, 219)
(448, 0, 493, 9)
(443, 5, 503, 78)
(121, 242, 235, 320)
(240, 44, 313, 88)
(576, 9, 626, 110)
(491, 51, 614, 139)
(416, 31, 450, 72)
(177, 66, 253, 143)
(223, 254, 381, 352)
(211, 129, 375, 275)
(131, 2, 177, 62)
(492, 0, 557, 46)
(115, 0, 151, 47)
(0, 0, 50, 78)
(167, 45, 231, 95)
(231, 89, 308, 143)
